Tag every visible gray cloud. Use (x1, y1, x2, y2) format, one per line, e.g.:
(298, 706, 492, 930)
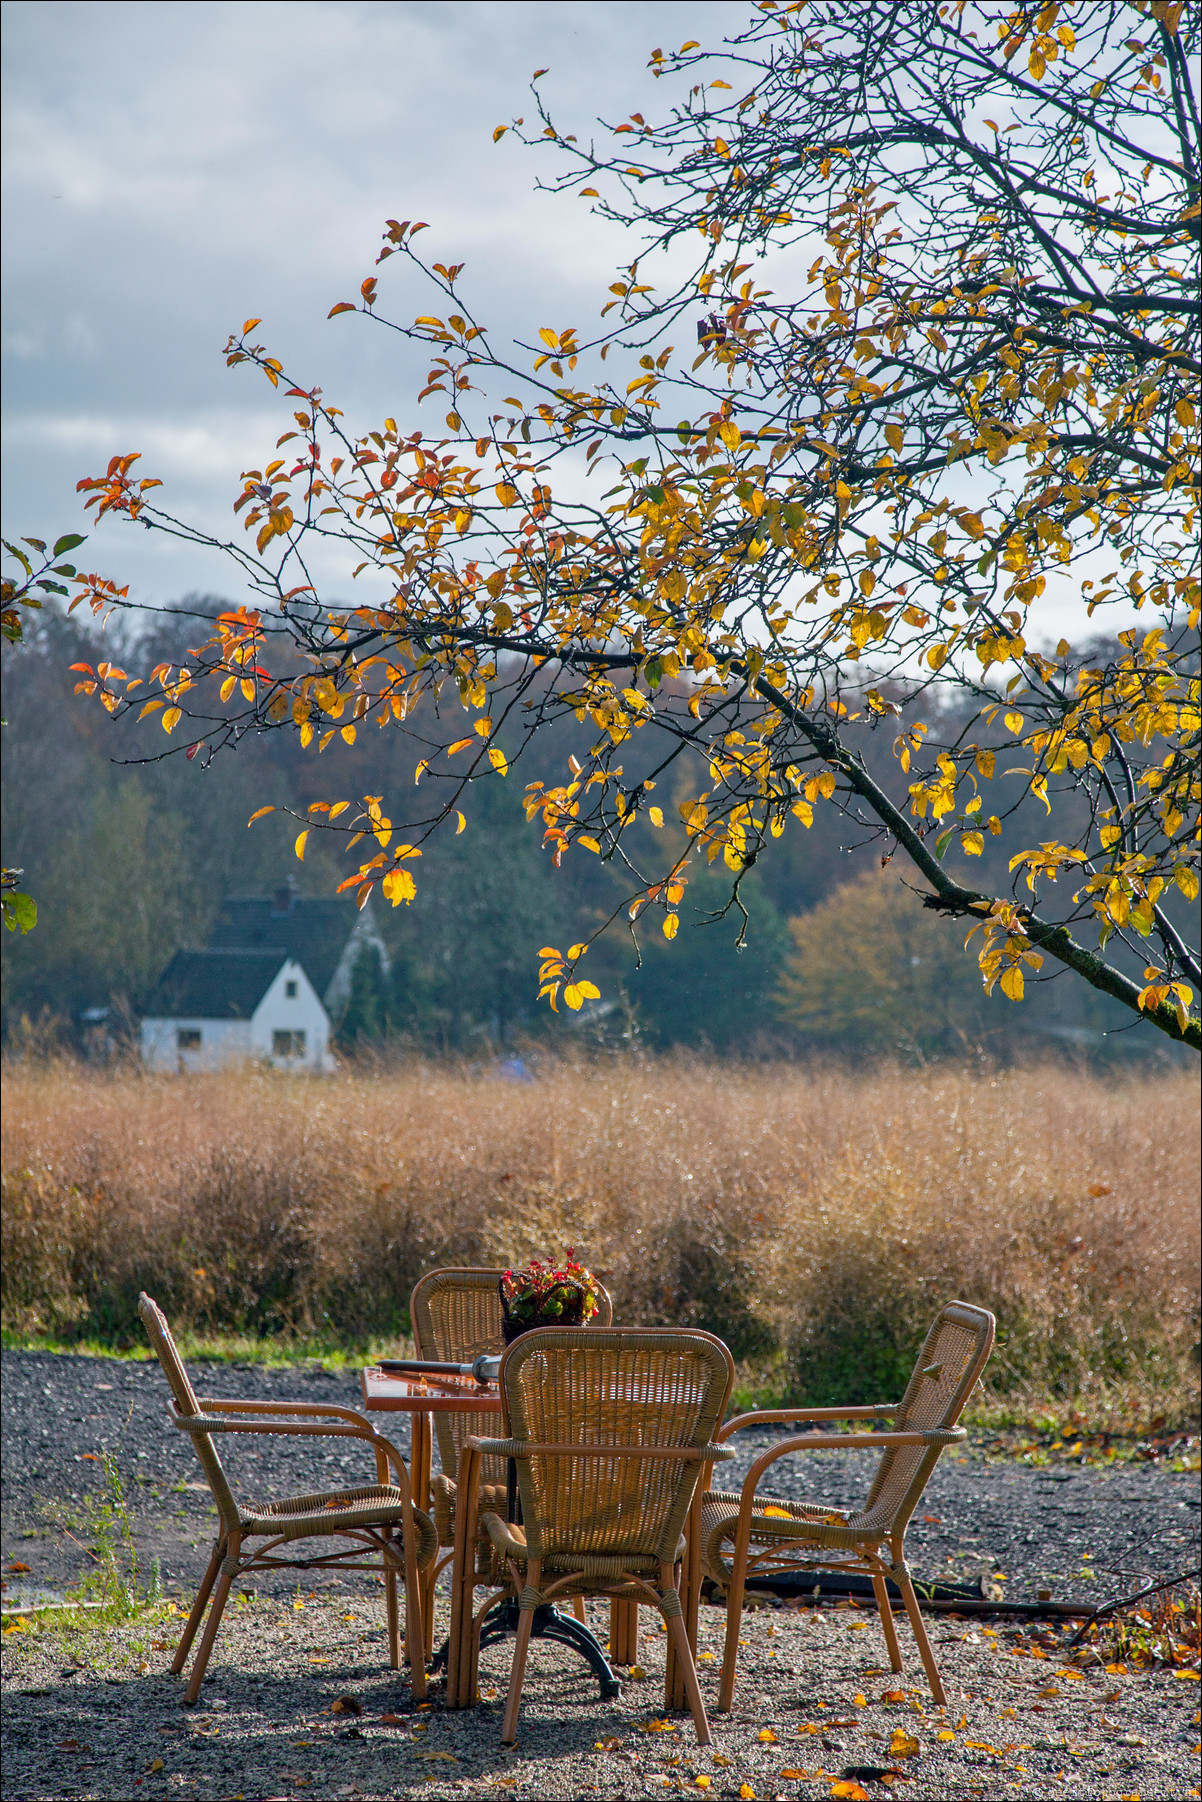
(3, 0, 748, 599)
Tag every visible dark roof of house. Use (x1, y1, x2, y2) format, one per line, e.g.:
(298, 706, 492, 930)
(143, 950, 293, 1020)
(206, 891, 354, 1000)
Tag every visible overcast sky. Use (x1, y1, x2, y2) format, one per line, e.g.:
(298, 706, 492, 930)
(2, 0, 749, 602)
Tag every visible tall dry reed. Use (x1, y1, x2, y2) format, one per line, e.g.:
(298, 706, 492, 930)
(2, 1056, 1197, 1416)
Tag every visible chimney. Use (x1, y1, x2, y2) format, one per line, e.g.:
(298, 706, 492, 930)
(272, 881, 294, 917)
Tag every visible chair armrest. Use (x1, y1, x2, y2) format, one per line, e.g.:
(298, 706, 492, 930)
(717, 1405, 897, 1442)
(467, 1437, 735, 1463)
(169, 1403, 416, 1497)
(733, 1427, 965, 1511)
(198, 1396, 377, 1428)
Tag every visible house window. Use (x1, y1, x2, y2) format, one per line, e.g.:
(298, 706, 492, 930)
(285, 979, 298, 998)
(177, 1029, 202, 1051)
(273, 1029, 306, 1058)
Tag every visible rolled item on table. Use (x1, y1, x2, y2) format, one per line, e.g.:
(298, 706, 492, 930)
(377, 1353, 502, 1385)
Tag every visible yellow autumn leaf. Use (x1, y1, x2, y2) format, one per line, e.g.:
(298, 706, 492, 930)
(762, 1505, 792, 1518)
(1004, 710, 1025, 734)
(294, 830, 308, 861)
(247, 806, 275, 825)
(455, 811, 466, 834)
(663, 912, 679, 939)
(578, 835, 601, 852)
(885, 422, 904, 451)
(382, 868, 417, 905)
(488, 746, 508, 776)
(718, 420, 741, 450)
(960, 831, 984, 856)
(999, 964, 1025, 1001)
(161, 706, 181, 732)
(649, 805, 664, 827)
(496, 482, 519, 506)
(889, 1729, 921, 1758)
(563, 983, 585, 1010)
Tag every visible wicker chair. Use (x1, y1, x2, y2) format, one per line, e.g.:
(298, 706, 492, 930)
(700, 1300, 995, 1711)
(410, 1266, 613, 1655)
(449, 1327, 735, 1745)
(139, 1293, 437, 1704)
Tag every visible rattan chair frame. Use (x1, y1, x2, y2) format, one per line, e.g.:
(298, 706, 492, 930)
(701, 1300, 995, 1711)
(447, 1327, 735, 1746)
(409, 1266, 613, 1657)
(139, 1293, 436, 1704)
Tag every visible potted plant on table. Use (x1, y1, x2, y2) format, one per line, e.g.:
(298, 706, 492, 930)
(499, 1251, 600, 1344)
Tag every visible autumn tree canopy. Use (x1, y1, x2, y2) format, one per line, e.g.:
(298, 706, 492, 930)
(56, 0, 1199, 1046)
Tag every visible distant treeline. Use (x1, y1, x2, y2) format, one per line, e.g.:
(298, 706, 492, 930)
(1, 599, 1178, 1060)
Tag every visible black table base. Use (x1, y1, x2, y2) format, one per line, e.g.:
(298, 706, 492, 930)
(428, 1601, 621, 1700)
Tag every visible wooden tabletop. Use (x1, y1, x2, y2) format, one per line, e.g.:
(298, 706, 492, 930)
(360, 1368, 504, 1413)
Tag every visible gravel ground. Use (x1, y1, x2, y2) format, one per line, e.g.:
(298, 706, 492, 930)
(2, 1349, 1200, 1800)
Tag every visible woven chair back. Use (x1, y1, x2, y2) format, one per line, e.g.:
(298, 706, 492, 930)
(410, 1266, 613, 1489)
(500, 1328, 733, 1568)
(861, 1301, 994, 1535)
(138, 1291, 240, 1533)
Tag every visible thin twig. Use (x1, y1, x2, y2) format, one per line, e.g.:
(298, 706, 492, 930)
(1066, 1566, 1201, 1647)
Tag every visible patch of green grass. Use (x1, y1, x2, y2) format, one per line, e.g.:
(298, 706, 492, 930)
(1, 1328, 415, 1368)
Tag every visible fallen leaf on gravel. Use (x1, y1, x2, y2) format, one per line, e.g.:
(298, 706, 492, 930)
(694, 1778, 711, 1790)
(828, 1784, 869, 1800)
(799, 1723, 820, 1733)
(1105, 1665, 1128, 1675)
(848, 1620, 869, 1630)
(642, 1718, 677, 1733)
(780, 1773, 808, 1782)
(629, 1663, 649, 1678)
(1173, 1669, 1200, 1680)
(307, 1655, 330, 1663)
(3, 1618, 27, 1633)
(331, 1696, 362, 1715)
(416, 1750, 459, 1762)
(882, 1690, 906, 1703)
(148, 1759, 164, 1773)
(739, 1787, 756, 1800)
(378, 1714, 405, 1726)
(698, 1650, 716, 1660)
(888, 1730, 920, 1758)
(759, 1727, 778, 1742)
(922, 1515, 941, 1524)
(58, 1740, 80, 1751)
(1060, 1668, 1084, 1680)
(712, 1755, 732, 1766)
(7, 1563, 31, 1573)
(937, 1730, 955, 1742)
(852, 1693, 868, 1707)
(595, 1739, 621, 1750)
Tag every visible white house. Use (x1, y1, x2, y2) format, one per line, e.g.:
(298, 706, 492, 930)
(139, 950, 332, 1074)
(205, 883, 389, 1015)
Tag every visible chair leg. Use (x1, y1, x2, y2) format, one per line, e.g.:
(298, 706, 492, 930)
(183, 1538, 238, 1705)
(384, 1568, 401, 1670)
(895, 1566, 947, 1708)
(404, 1564, 427, 1702)
(663, 1594, 711, 1747)
(571, 1596, 587, 1624)
(171, 1542, 223, 1676)
(717, 1555, 748, 1712)
(873, 1573, 904, 1673)
(501, 1567, 540, 1747)
(422, 1563, 439, 1661)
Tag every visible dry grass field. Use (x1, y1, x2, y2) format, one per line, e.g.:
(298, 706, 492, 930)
(2, 1056, 1198, 1423)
